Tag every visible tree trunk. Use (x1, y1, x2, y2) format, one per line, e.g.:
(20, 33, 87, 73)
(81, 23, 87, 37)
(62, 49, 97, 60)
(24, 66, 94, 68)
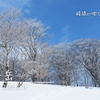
(3, 50, 10, 88)
(5, 51, 10, 71)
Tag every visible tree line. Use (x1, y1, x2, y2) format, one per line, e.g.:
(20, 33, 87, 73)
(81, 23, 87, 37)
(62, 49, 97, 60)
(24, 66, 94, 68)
(0, 8, 100, 87)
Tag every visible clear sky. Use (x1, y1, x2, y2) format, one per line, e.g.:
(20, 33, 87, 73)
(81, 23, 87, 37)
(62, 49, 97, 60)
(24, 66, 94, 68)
(0, 0, 100, 44)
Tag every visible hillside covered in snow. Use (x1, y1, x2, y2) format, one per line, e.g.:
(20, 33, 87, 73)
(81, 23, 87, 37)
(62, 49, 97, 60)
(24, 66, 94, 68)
(0, 82, 100, 100)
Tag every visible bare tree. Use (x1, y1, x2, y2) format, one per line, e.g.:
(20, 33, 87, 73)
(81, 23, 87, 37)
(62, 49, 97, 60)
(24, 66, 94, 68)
(0, 7, 28, 71)
(19, 19, 53, 82)
(72, 39, 100, 87)
(19, 19, 51, 61)
(50, 43, 75, 86)
(22, 44, 53, 82)
(0, 7, 28, 87)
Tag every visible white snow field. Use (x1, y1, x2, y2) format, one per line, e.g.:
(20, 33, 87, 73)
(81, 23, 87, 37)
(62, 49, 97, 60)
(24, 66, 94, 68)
(0, 82, 100, 100)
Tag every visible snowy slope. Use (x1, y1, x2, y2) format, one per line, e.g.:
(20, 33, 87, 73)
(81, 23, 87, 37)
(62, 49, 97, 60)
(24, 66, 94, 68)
(0, 82, 100, 100)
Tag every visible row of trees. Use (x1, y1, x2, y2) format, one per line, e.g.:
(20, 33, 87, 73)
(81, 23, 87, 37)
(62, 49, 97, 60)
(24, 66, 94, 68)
(51, 39, 100, 87)
(0, 8, 100, 87)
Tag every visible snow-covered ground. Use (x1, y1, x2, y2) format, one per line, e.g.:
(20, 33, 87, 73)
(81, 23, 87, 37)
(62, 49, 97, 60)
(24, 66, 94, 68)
(0, 82, 100, 100)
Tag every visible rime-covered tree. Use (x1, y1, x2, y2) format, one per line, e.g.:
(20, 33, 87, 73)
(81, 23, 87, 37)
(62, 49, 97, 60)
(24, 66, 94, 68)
(71, 39, 100, 87)
(19, 19, 53, 82)
(0, 7, 28, 72)
(50, 43, 75, 86)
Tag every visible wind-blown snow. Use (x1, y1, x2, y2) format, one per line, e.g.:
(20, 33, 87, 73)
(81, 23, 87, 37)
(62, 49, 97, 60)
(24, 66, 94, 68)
(0, 82, 100, 100)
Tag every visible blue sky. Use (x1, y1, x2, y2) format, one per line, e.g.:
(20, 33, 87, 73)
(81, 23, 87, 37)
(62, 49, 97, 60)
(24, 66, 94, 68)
(0, 0, 100, 44)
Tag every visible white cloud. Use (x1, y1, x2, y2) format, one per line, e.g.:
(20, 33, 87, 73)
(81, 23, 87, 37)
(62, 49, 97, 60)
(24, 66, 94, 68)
(24, 9, 31, 14)
(60, 26, 70, 42)
(0, 0, 31, 13)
